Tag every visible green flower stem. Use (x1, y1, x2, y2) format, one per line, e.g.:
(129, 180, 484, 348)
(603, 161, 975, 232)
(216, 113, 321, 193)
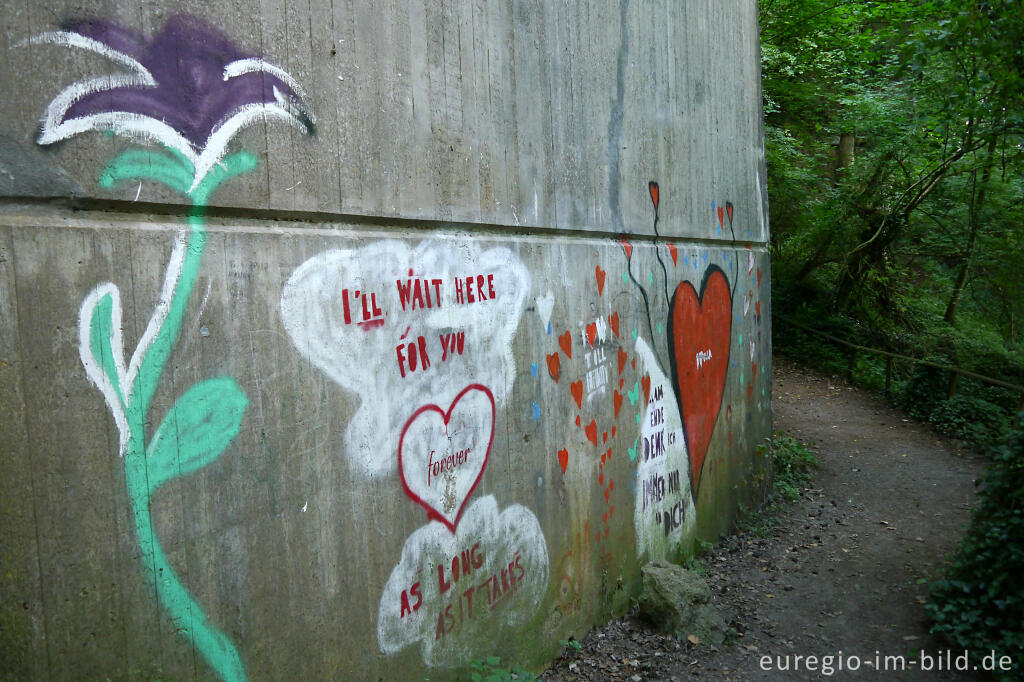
(129, 151, 257, 417)
(100, 149, 258, 682)
(125, 433, 245, 682)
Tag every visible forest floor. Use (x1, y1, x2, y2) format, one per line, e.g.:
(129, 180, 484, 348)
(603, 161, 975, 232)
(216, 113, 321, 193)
(540, 355, 989, 681)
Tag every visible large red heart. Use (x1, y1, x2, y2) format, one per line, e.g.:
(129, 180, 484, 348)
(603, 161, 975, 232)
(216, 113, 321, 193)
(397, 384, 495, 533)
(668, 267, 731, 493)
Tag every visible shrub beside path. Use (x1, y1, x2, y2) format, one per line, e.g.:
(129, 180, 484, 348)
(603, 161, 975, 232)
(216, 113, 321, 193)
(542, 355, 988, 681)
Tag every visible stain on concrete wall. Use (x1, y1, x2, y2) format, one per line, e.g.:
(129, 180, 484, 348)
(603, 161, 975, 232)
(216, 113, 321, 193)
(0, 3, 770, 680)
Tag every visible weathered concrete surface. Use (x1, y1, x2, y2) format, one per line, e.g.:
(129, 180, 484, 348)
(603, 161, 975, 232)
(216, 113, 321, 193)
(0, 2, 770, 680)
(1, 1, 767, 241)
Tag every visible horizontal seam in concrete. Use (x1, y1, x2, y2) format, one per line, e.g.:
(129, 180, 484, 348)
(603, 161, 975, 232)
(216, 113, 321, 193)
(0, 196, 770, 247)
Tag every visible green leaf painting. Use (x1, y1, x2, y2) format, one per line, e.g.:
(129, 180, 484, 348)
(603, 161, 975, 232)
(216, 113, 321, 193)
(147, 377, 249, 491)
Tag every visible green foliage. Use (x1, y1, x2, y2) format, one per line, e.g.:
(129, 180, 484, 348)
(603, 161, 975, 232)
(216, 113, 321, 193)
(899, 361, 950, 420)
(769, 435, 818, 503)
(763, 0, 1024, 436)
(681, 556, 711, 578)
(558, 638, 583, 652)
(927, 429, 1024, 680)
(928, 394, 1011, 448)
(467, 657, 537, 682)
(738, 435, 818, 536)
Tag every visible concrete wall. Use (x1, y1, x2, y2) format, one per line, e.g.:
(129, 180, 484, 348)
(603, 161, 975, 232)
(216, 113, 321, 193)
(0, 2, 771, 680)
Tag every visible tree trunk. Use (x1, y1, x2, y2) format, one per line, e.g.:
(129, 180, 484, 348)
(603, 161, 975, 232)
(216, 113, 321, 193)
(944, 135, 999, 324)
(838, 133, 856, 167)
(835, 132, 856, 177)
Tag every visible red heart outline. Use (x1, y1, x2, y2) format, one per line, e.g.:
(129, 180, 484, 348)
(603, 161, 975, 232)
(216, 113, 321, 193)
(668, 266, 732, 494)
(397, 384, 495, 534)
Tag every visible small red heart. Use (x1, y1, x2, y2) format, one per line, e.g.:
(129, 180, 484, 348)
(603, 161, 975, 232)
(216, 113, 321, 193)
(546, 353, 560, 382)
(608, 478, 614, 492)
(604, 487, 611, 503)
(586, 323, 597, 347)
(641, 375, 651, 404)
(667, 243, 678, 266)
(617, 347, 628, 375)
(602, 512, 607, 524)
(757, 268, 763, 288)
(609, 504, 614, 517)
(595, 265, 606, 297)
(575, 415, 581, 427)
(570, 380, 583, 409)
(755, 300, 761, 318)
(613, 390, 623, 418)
(619, 240, 632, 259)
(602, 431, 608, 443)
(726, 201, 734, 223)
(717, 205, 725, 228)
(649, 181, 659, 210)
(599, 473, 604, 486)
(611, 426, 616, 438)
(631, 358, 636, 370)
(585, 420, 598, 446)
(558, 448, 569, 475)
(608, 311, 620, 337)
(559, 330, 572, 358)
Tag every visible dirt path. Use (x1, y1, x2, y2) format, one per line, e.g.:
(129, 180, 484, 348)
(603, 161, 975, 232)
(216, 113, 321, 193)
(541, 355, 989, 681)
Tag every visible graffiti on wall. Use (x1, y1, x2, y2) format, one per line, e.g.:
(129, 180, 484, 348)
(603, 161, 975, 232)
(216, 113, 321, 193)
(280, 240, 550, 665)
(668, 265, 732, 492)
(30, 15, 316, 682)
(399, 384, 494, 532)
(633, 337, 697, 555)
(281, 240, 528, 480)
(542, 182, 749, 561)
(28, 16, 314, 191)
(377, 496, 549, 666)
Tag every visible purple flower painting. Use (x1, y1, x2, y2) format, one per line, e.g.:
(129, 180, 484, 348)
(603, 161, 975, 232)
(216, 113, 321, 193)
(31, 15, 315, 189)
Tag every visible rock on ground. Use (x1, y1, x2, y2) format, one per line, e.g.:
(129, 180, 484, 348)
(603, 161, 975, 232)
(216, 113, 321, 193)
(637, 560, 726, 647)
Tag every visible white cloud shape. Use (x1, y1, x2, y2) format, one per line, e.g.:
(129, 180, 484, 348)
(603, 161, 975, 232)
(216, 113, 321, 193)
(280, 239, 530, 478)
(377, 495, 549, 666)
